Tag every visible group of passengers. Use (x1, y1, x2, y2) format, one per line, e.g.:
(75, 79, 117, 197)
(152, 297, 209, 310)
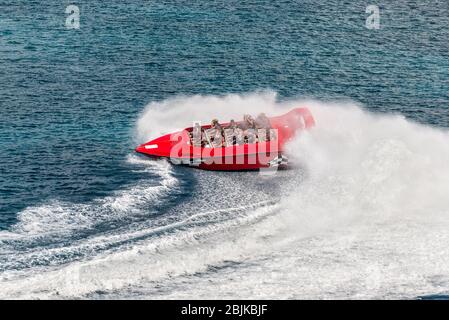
(190, 113, 275, 147)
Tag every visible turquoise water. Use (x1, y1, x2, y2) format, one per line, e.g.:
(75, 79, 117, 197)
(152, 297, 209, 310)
(1, 1, 449, 299)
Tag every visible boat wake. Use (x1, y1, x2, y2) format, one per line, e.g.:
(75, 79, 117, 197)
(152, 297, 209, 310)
(1, 92, 449, 299)
(8, 156, 176, 237)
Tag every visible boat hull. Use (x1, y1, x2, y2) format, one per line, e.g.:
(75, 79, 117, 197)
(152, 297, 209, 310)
(135, 107, 314, 171)
(166, 152, 288, 171)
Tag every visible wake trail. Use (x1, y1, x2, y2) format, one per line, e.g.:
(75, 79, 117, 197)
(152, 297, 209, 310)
(2, 92, 449, 299)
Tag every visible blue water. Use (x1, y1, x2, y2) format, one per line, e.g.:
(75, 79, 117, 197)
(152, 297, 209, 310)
(1, 1, 449, 299)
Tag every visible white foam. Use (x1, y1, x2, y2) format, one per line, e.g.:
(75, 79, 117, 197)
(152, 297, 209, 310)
(128, 98, 449, 300)
(1, 155, 177, 238)
(135, 91, 289, 143)
(282, 101, 449, 229)
(0, 200, 279, 299)
(2, 93, 449, 299)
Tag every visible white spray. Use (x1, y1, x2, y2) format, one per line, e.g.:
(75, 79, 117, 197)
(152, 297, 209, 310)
(2, 92, 449, 299)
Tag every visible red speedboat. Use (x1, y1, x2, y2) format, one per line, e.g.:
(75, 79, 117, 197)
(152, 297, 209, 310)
(135, 108, 315, 171)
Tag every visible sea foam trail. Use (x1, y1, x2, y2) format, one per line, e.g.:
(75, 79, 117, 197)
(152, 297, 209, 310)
(2, 93, 449, 299)
(1, 156, 177, 238)
(281, 101, 449, 233)
(137, 91, 449, 232)
(130, 95, 449, 299)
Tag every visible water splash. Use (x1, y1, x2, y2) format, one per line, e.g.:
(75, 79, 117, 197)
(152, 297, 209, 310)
(2, 93, 449, 299)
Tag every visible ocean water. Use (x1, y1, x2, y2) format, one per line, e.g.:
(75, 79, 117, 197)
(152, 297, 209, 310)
(0, 0, 449, 299)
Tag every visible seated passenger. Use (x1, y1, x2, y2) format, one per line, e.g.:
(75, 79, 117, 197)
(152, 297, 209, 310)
(191, 122, 203, 147)
(226, 119, 238, 130)
(203, 119, 224, 148)
(192, 122, 202, 135)
(255, 113, 272, 129)
(234, 128, 245, 145)
(245, 128, 257, 144)
(204, 127, 223, 148)
(255, 113, 272, 141)
(212, 129, 224, 147)
(239, 114, 256, 131)
(211, 119, 224, 134)
(224, 120, 244, 146)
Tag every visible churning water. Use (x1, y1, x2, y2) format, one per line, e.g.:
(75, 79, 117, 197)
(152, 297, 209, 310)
(1, 1, 449, 299)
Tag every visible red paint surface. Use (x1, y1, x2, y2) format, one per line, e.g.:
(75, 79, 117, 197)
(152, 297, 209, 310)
(135, 107, 315, 170)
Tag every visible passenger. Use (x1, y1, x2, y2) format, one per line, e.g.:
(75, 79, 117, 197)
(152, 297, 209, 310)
(247, 115, 256, 129)
(238, 114, 253, 131)
(255, 113, 271, 129)
(247, 114, 257, 130)
(239, 115, 257, 143)
(224, 119, 242, 145)
(211, 119, 224, 134)
(234, 128, 245, 145)
(226, 119, 238, 130)
(255, 113, 272, 141)
(246, 128, 257, 144)
(192, 122, 201, 136)
(191, 122, 203, 147)
(210, 119, 224, 147)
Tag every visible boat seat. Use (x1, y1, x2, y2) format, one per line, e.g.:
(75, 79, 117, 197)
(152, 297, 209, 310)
(204, 128, 223, 148)
(258, 129, 278, 141)
(269, 129, 277, 141)
(246, 129, 257, 144)
(257, 129, 268, 142)
(223, 129, 236, 147)
(191, 130, 202, 147)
